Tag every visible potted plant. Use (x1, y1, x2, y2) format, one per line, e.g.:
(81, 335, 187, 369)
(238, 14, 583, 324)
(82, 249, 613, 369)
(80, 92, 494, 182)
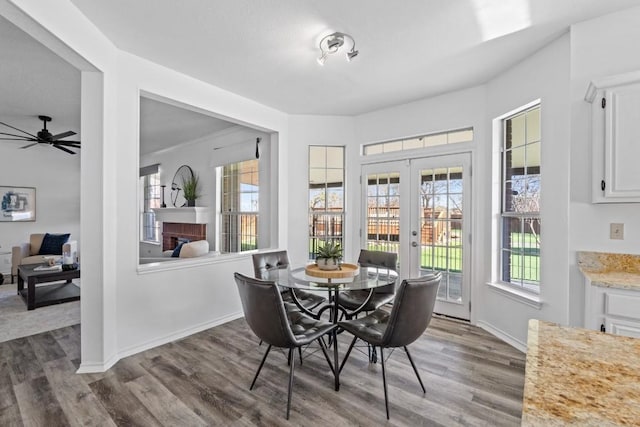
(181, 173, 201, 207)
(315, 241, 343, 271)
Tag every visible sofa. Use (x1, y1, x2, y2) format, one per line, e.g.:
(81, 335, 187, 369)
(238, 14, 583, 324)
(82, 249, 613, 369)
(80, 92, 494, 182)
(139, 240, 216, 264)
(11, 233, 77, 283)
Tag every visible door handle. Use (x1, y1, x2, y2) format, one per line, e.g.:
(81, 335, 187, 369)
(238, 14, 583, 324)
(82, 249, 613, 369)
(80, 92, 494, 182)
(411, 241, 418, 247)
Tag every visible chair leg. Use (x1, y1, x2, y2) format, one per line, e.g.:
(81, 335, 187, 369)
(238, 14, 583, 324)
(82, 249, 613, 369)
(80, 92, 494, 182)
(339, 335, 358, 374)
(317, 338, 335, 375)
(286, 346, 296, 420)
(298, 347, 303, 365)
(250, 344, 272, 390)
(404, 346, 426, 393)
(380, 347, 390, 419)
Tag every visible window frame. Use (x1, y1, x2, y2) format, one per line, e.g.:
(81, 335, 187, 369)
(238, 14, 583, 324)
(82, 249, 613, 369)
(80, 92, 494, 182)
(140, 169, 161, 244)
(362, 128, 474, 156)
(499, 103, 541, 294)
(308, 145, 345, 260)
(219, 158, 260, 254)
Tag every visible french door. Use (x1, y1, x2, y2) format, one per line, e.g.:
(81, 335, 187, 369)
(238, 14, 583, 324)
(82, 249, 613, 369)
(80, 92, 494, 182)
(361, 153, 471, 320)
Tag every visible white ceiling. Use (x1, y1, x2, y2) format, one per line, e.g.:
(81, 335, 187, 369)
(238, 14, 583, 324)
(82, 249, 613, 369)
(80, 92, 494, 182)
(2, 0, 640, 156)
(139, 97, 237, 156)
(0, 14, 80, 145)
(70, 0, 640, 115)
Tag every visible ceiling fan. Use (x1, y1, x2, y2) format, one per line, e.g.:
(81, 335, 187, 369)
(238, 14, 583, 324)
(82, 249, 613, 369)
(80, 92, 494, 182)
(0, 115, 81, 155)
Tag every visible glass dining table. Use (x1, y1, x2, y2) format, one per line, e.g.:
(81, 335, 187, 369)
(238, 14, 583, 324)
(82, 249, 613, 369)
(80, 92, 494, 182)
(265, 265, 398, 391)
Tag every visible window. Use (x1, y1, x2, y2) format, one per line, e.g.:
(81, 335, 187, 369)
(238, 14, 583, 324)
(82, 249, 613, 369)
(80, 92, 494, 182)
(501, 105, 541, 291)
(140, 165, 161, 243)
(309, 146, 345, 259)
(221, 159, 259, 253)
(363, 128, 473, 156)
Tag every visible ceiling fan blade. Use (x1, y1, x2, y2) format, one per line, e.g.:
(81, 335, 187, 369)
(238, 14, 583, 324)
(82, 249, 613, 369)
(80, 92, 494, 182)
(54, 140, 81, 146)
(51, 130, 76, 141)
(1, 137, 35, 142)
(53, 144, 76, 154)
(20, 142, 39, 149)
(0, 121, 38, 139)
(0, 132, 33, 140)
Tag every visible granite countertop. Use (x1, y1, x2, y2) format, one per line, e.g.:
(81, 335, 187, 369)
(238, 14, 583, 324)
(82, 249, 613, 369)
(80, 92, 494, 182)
(577, 251, 640, 290)
(522, 319, 640, 426)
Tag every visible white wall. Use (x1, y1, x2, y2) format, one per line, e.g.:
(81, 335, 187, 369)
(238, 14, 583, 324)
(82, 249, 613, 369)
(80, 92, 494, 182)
(568, 6, 640, 326)
(0, 145, 80, 259)
(3, 0, 289, 371)
(107, 51, 288, 365)
(481, 34, 571, 347)
(355, 86, 487, 314)
(287, 115, 356, 265)
(9, 0, 640, 370)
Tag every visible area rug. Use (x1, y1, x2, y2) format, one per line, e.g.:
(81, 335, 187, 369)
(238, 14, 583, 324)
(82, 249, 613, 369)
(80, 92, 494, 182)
(0, 281, 80, 343)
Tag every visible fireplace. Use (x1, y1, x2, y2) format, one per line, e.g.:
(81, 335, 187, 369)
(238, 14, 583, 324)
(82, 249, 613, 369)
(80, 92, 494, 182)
(162, 222, 207, 251)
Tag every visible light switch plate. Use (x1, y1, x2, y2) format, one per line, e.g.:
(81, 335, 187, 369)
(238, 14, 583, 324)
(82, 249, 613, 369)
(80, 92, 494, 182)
(610, 223, 624, 240)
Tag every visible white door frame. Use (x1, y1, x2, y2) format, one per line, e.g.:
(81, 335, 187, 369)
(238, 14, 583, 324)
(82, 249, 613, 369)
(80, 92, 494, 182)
(361, 152, 472, 320)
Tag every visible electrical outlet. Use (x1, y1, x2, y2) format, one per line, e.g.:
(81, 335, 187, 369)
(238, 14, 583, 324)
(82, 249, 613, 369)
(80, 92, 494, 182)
(610, 223, 624, 240)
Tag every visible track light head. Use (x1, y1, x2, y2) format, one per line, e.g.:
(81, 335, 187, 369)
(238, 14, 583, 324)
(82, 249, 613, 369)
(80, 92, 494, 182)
(317, 32, 358, 65)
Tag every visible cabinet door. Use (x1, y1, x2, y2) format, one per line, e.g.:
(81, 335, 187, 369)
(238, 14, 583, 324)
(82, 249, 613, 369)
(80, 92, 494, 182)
(603, 83, 640, 199)
(588, 71, 640, 203)
(605, 317, 640, 338)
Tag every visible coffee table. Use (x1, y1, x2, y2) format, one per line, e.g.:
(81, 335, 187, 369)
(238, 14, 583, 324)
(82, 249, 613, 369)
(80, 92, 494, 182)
(17, 264, 80, 310)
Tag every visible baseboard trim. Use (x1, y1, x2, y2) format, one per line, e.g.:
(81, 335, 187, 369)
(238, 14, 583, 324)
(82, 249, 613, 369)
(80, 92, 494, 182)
(476, 320, 527, 353)
(76, 311, 244, 373)
(77, 353, 119, 374)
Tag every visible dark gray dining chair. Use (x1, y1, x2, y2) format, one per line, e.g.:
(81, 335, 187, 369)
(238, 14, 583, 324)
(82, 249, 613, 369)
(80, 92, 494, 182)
(338, 273, 441, 419)
(338, 249, 398, 313)
(234, 272, 337, 420)
(252, 251, 326, 310)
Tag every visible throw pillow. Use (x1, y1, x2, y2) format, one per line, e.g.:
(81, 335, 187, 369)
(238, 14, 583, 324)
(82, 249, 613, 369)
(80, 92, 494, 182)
(38, 233, 70, 255)
(171, 242, 186, 257)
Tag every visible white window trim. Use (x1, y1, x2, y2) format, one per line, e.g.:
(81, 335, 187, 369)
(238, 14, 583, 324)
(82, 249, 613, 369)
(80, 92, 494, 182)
(486, 281, 542, 310)
(219, 159, 260, 254)
(308, 145, 346, 260)
(491, 99, 542, 302)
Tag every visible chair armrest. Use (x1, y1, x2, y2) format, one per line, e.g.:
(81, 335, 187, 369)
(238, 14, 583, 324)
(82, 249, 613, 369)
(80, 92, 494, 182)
(11, 243, 31, 276)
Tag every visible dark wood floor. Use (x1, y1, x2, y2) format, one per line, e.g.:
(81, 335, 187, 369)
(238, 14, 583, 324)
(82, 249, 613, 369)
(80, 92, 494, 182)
(0, 316, 525, 426)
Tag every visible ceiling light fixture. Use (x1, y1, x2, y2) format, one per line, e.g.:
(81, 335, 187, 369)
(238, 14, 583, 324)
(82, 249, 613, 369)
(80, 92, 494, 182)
(317, 32, 358, 66)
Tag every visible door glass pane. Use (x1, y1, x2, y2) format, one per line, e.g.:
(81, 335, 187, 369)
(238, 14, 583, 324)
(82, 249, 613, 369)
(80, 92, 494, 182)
(418, 166, 464, 304)
(366, 172, 400, 255)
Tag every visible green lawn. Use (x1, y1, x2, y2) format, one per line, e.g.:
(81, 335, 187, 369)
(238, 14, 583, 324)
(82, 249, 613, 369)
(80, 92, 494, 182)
(364, 232, 540, 282)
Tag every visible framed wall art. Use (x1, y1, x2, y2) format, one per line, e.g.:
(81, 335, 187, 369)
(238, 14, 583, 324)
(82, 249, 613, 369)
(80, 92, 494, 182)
(0, 186, 36, 222)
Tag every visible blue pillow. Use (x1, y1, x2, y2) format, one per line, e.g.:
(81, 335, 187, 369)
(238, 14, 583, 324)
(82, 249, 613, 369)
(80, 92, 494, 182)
(171, 242, 186, 257)
(38, 233, 70, 255)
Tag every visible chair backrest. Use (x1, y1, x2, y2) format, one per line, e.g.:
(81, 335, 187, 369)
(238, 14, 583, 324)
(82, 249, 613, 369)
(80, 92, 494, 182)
(358, 250, 397, 269)
(381, 273, 441, 348)
(234, 272, 295, 348)
(358, 250, 398, 294)
(252, 251, 290, 279)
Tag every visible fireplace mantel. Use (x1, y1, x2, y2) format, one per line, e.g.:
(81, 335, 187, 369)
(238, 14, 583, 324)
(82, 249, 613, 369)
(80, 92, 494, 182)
(152, 207, 211, 224)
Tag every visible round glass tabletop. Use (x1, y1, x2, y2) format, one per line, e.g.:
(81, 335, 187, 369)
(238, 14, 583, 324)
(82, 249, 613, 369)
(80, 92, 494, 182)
(266, 265, 398, 291)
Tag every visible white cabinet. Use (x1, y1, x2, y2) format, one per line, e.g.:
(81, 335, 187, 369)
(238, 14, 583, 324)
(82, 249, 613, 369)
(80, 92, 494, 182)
(584, 280, 640, 337)
(585, 70, 640, 203)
